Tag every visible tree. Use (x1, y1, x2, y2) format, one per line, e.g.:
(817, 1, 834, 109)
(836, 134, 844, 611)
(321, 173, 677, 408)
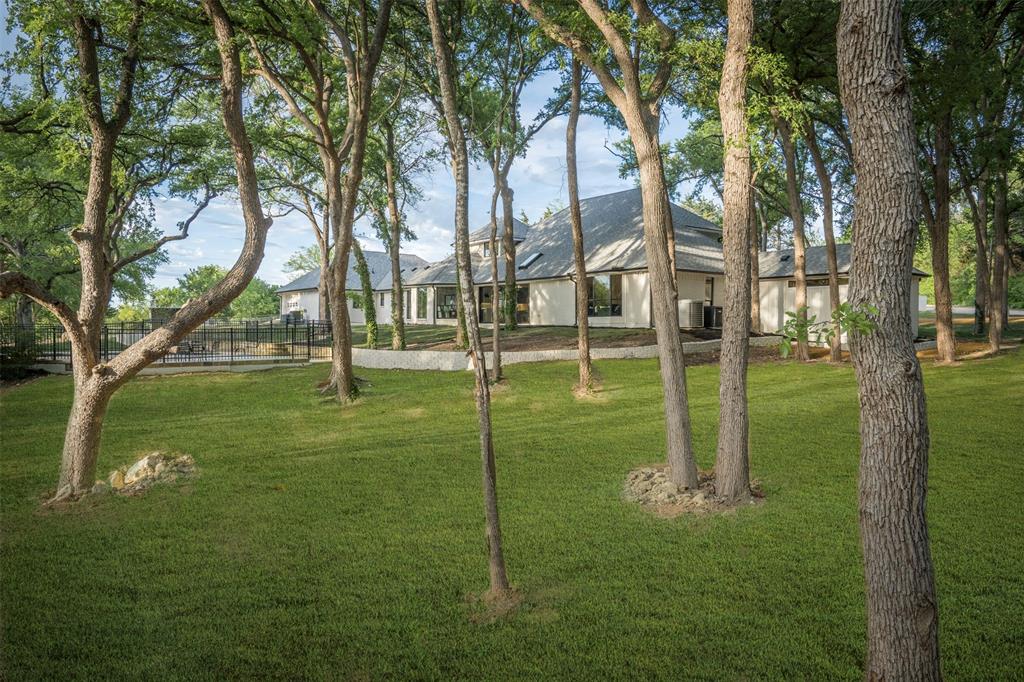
(0, 0, 274, 501)
(245, 0, 393, 403)
(566, 56, 593, 394)
(283, 245, 325, 277)
(714, 0, 753, 503)
(351, 239, 377, 347)
(837, 0, 940, 676)
(426, 0, 511, 600)
(516, 0, 700, 490)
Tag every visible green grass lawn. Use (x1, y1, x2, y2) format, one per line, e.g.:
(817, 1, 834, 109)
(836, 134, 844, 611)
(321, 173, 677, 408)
(2, 352, 1022, 679)
(918, 311, 1024, 342)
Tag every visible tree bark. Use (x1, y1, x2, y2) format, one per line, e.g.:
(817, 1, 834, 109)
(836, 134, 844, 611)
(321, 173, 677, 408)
(488, 179, 503, 382)
(988, 170, 1009, 353)
(775, 114, 811, 362)
(384, 121, 406, 349)
(837, 1, 941, 678)
(967, 176, 989, 335)
(501, 183, 517, 331)
(749, 188, 762, 334)
(714, 0, 753, 503)
(630, 119, 699, 490)
(15, 296, 33, 327)
(567, 57, 593, 393)
(352, 240, 377, 348)
(805, 122, 843, 362)
(922, 110, 956, 362)
(427, 0, 510, 599)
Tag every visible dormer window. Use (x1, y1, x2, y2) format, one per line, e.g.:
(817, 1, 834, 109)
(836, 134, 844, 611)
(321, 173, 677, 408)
(519, 252, 543, 269)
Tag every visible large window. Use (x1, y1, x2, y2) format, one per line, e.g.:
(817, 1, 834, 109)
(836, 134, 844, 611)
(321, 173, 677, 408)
(479, 285, 529, 324)
(435, 287, 458, 319)
(588, 274, 622, 317)
(405, 289, 411, 320)
(416, 288, 428, 319)
(704, 277, 714, 305)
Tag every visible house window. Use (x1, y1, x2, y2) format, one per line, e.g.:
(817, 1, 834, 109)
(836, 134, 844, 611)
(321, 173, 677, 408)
(588, 275, 622, 317)
(351, 292, 363, 309)
(436, 287, 458, 319)
(787, 277, 850, 287)
(405, 289, 412, 320)
(416, 288, 428, 319)
(704, 277, 714, 305)
(479, 285, 530, 323)
(287, 297, 299, 311)
(379, 292, 384, 306)
(482, 243, 489, 257)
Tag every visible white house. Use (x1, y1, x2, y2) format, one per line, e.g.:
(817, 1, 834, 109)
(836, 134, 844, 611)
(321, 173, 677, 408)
(276, 251, 429, 322)
(276, 188, 924, 337)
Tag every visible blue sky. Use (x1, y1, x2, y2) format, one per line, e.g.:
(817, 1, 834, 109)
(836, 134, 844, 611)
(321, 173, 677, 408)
(1, 11, 700, 289)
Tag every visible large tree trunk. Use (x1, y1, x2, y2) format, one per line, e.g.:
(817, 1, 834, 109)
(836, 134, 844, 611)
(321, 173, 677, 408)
(837, 1, 941, 678)
(805, 122, 843, 362)
(501, 183, 517, 331)
(54, 355, 114, 497)
(988, 170, 1009, 353)
(567, 57, 593, 393)
(714, 0, 753, 503)
(384, 122, 406, 349)
(352, 240, 377, 348)
(427, 0, 510, 599)
(925, 111, 956, 363)
(628, 117, 699, 490)
(775, 115, 811, 362)
(15, 295, 33, 326)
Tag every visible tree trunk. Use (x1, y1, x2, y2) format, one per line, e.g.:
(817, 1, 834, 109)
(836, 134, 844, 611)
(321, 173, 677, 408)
(775, 114, 811, 362)
(455, 278, 468, 349)
(988, 170, 1009, 353)
(628, 116, 699, 490)
(714, 0, 753, 503)
(501, 183, 517, 331)
(749, 189, 762, 334)
(385, 122, 406, 349)
(15, 295, 33, 326)
(53, 352, 114, 498)
(805, 122, 843, 362)
(352, 240, 377, 348)
(427, 0, 510, 599)
(318, 252, 330, 321)
(567, 57, 593, 393)
(967, 176, 989, 335)
(837, 1, 941, 678)
(926, 111, 956, 363)
(489, 181, 503, 382)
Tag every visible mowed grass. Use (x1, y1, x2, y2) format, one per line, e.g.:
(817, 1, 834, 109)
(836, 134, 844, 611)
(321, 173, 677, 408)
(2, 351, 1022, 679)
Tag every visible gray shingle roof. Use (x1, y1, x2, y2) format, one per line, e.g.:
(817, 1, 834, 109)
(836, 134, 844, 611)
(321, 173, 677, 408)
(467, 217, 530, 244)
(406, 188, 724, 286)
(758, 243, 929, 278)
(276, 250, 429, 293)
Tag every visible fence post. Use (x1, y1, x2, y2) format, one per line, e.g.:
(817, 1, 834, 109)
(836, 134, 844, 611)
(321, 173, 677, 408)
(229, 326, 234, 364)
(307, 321, 312, 360)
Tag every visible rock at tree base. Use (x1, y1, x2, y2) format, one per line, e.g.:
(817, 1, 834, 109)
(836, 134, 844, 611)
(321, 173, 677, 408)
(107, 452, 196, 496)
(624, 466, 761, 516)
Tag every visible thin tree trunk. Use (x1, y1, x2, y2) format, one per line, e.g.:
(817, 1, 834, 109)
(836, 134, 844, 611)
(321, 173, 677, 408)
(427, 0, 510, 599)
(805, 122, 843, 362)
(501, 183, 517, 331)
(630, 119, 699, 490)
(352, 240, 377, 348)
(567, 57, 593, 393)
(988, 170, 1009, 352)
(384, 121, 406, 349)
(714, 0, 753, 503)
(749, 188, 762, 334)
(488, 179, 503, 382)
(775, 114, 811, 361)
(455, 278, 468, 349)
(837, 1, 941, 677)
(963, 174, 989, 335)
(318, 252, 330, 321)
(925, 110, 956, 362)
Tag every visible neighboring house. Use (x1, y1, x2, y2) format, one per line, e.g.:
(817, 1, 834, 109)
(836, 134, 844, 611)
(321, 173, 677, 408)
(276, 251, 429, 322)
(277, 188, 925, 337)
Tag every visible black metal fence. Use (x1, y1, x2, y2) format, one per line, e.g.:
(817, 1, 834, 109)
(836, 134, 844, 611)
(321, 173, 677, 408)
(0, 321, 334, 365)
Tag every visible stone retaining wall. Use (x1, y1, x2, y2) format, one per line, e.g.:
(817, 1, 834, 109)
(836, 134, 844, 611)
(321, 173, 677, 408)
(350, 335, 783, 372)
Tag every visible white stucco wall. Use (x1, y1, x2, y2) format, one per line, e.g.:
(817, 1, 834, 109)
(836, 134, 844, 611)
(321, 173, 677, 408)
(529, 279, 576, 326)
(758, 280, 785, 332)
(278, 290, 320, 319)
